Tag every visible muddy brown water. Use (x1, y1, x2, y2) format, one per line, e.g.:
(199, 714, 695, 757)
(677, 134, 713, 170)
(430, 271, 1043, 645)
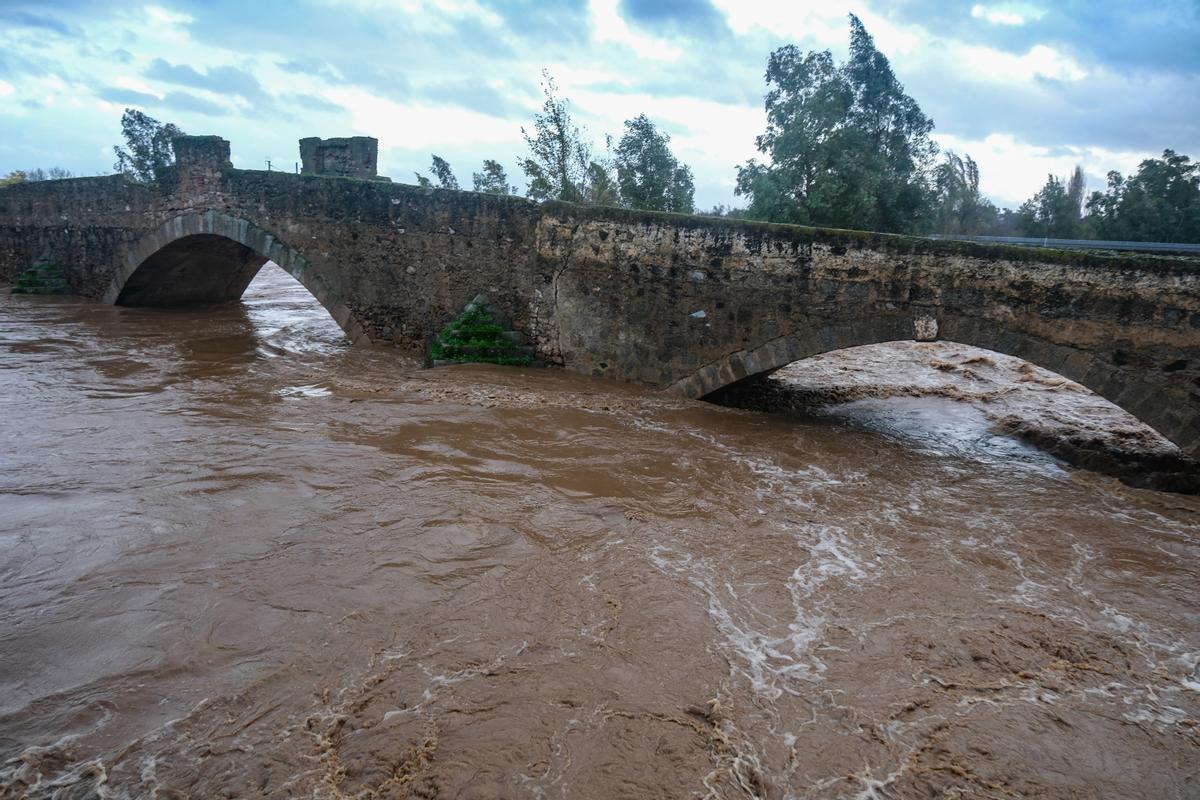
(1, 265, 1197, 799)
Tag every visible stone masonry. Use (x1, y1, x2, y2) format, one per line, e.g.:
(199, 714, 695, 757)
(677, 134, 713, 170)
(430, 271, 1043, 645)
(1, 134, 1198, 458)
(299, 136, 383, 180)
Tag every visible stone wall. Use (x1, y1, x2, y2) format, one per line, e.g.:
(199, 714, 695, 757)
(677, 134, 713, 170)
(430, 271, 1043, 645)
(532, 203, 1199, 455)
(299, 136, 381, 180)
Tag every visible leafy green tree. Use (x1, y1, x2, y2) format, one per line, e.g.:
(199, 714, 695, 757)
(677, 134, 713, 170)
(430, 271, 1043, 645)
(520, 71, 592, 203)
(930, 152, 998, 235)
(1017, 165, 1085, 239)
(113, 108, 184, 183)
(736, 14, 937, 233)
(0, 170, 27, 186)
(613, 114, 695, 213)
(1085, 150, 1200, 242)
(583, 159, 620, 206)
(415, 154, 459, 189)
(472, 159, 515, 194)
(429, 155, 458, 190)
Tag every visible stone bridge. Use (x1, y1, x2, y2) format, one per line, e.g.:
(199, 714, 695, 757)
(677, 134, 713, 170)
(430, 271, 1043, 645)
(2, 135, 1198, 458)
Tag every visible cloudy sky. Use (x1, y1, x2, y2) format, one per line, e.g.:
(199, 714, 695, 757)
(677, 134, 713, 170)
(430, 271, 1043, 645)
(1, 0, 1197, 210)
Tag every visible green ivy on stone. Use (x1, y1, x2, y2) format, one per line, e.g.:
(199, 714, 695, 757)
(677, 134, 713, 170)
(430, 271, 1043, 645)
(11, 260, 70, 294)
(429, 294, 534, 367)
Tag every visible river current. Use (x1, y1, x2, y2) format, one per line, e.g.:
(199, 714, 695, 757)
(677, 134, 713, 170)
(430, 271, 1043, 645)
(1, 265, 1197, 798)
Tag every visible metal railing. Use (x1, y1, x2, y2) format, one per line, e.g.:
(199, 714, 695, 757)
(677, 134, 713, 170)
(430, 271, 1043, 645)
(925, 234, 1200, 254)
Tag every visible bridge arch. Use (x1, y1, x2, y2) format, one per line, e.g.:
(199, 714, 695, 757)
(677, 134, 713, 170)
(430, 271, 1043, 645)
(105, 212, 366, 342)
(668, 312, 1199, 459)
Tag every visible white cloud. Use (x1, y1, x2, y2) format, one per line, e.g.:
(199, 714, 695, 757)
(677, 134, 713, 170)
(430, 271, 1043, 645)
(710, 0, 921, 56)
(113, 75, 161, 96)
(143, 5, 195, 42)
(970, 3, 1047, 26)
(320, 0, 505, 32)
(941, 42, 1088, 83)
(0, 80, 14, 98)
(326, 87, 519, 152)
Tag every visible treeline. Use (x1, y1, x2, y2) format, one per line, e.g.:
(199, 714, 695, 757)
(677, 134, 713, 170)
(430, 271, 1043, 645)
(1018, 153, 1200, 242)
(1, 167, 74, 185)
(731, 14, 1200, 243)
(413, 73, 695, 213)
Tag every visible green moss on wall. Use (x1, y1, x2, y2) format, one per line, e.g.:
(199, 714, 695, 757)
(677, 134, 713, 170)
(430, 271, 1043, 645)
(429, 294, 534, 367)
(11, 260, 69, 294)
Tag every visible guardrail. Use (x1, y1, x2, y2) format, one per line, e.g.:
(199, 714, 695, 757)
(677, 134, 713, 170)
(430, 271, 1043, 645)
(926, 234, 1200, 254)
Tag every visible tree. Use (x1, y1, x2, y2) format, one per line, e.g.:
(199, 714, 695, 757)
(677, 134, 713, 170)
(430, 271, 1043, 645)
(1085, 150, 1200, 242)
(113, 108, 184, 183)
(930, 151, 998, 235)
(24, 167, 74, 181)
(520, 71, 592, 203)
(702, 204, 747, 219)
(735, 14, 937, 233)
(472, 159, 515, 194)
(1017, 166, 1085, 239)
(583, 159, 620, 206)
(1, 171, 27, 186)
(613, 114, 695, 213)
(429, 155, 458, 190)
(415, 154, 459, 189)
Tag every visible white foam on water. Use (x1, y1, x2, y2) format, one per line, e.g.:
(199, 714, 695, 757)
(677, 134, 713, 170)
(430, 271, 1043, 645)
(276, 383, 332, 398)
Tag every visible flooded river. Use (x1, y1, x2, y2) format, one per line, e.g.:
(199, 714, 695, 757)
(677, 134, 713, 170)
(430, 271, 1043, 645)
(1, 265, 1197, 799)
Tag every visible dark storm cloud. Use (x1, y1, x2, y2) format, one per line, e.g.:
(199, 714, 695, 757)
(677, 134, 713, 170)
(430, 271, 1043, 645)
(280, 93, 345, 115)
(278, 58, 342, 83)
(0, 50, 52, 80)
(415, 79, 528, 119)
(476, 0, 592, 45)
(881, 0, 1200, 75)
(910, 65, 1200, 154)
(168, 0, 392, 53)
(96, 87, 160, 106)
(160, 91, 229, 117)
(0, 9, 74, 36)
(619, 0, 729, 37)
(144, 59, 268, 104)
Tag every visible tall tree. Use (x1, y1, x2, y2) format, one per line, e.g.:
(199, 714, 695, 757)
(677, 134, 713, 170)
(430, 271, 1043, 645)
(113, 108, 184, 183)
(930, 152, 998, 235)
(1085, 150, 1200, 242)
(415, 155, 459, 189)
(613, 114, 695, 213)
(735, 15, 937, 233)
(472, 160, 515, 195)
(583, 160, 620, 206)
(1065, 165, 1086, 223)
(1017, 166, 1085, 239)
(520, 71, 592, 203)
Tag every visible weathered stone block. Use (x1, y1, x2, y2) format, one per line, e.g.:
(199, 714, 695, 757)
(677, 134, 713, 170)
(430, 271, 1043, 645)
(299, 136, 380, 179)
